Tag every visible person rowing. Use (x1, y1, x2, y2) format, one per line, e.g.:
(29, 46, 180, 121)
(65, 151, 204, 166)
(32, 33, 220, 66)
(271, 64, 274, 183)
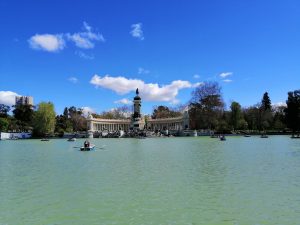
(84, 140, 90, 148)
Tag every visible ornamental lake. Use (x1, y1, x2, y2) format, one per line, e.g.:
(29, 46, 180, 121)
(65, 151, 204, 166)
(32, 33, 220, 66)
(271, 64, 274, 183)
(1, 136, 300, 225)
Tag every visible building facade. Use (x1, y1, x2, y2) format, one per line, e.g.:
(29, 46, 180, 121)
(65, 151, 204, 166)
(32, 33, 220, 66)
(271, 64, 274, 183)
(86, 89, 189, 134)
(15, 96, 34, 106)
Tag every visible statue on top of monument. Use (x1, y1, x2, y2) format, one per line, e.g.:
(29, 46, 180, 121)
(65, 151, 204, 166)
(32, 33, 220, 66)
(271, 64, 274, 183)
(136, 88, 139, 95)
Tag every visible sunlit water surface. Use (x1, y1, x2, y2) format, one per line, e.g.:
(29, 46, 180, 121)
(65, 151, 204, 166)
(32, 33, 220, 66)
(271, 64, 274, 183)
(1, 136, 300, 225)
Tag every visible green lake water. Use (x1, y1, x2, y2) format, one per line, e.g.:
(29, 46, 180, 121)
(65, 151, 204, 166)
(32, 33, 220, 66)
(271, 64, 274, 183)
(1, 136, 300, 225)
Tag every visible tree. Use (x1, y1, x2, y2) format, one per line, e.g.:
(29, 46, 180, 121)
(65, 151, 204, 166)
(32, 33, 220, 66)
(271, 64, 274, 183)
(0, 118, 9, 131)
(98, 106, 132, 120)
(66, 106, 87, 132)
(33, 102, 56, 137)
(271, 105, 286, 131)
(0, 104, 10, 118)
(285, 90, 300, 133)
(243, 104, 260, 130)
(63, 107, 69, 118)
(189, 82, 224, 129)
(261, 92, 271, 111)
(216, 112, 230, 133)
(229, 101, 246, 130)
(259, 92, 273, 131)
(151, 105, 182, 119)
(71, 112, 87, 132)
(55, 115, 73, 134)
(12, 104, 34, 131)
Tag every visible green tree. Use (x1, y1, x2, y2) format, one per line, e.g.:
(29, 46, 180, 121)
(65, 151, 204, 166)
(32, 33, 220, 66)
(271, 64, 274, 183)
(0, 104, 10, 118)
(261, 92, 271, 111)
(63, 107, 69, 118)
(259, 92, 273, 131)
(243, 105, 260, 130)
(0, 117, 9, 131)
(229, 101, 247, 130)
(55, 115, 73, 133)
(285, 90, 300, 133)
(12, 104, 34, 131)
(216, 112, 230, 133)
(33, 102, 56, 137)
(189, 82, 224, 130)
(272, 105, 287, 131)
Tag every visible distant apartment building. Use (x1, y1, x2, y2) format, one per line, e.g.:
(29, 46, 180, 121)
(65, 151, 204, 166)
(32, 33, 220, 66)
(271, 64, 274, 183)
(15, 96, 34, 106)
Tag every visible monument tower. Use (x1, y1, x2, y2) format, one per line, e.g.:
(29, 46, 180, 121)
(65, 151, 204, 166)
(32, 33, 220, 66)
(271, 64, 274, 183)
(131, 88, 145, 130)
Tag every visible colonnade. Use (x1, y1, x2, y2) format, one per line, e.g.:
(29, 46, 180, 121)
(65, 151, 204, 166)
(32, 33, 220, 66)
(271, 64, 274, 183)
(87, 116, 187, 133)
(147, 122, 183, 131)
(92, 122, 130, 132)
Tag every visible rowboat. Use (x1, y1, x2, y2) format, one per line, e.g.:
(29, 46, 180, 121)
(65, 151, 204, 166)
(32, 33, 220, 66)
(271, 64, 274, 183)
(220, 135, 226, 141)
(41, 138, 50, 141)
(67, 137, 76, 141)
(80, 144, 95, 151)
(260, 134, 268, 138)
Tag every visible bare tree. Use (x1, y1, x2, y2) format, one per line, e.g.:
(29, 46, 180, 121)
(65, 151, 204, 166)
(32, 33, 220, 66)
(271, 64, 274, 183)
(189, 82, 224, 129)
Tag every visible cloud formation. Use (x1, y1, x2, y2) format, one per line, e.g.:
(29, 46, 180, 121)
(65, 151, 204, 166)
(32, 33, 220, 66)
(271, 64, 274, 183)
(28, 22, 104, 53)
(0, 91, 20, 106)
(90, 74, 193, 103)
(28, 34, 65, 52)
(138, 67, 150, 74)
(222, 79, 233, 83)
(75, 51, 94, 60)
(68, 77, 78, 83)
(193, 74, 200, 79)
(114, 98, 131, 104)
(192, 82, 204, 87)
(130, 23, 144, 40)
(66, 21, 105, 49)
(219, 72, 233, 78)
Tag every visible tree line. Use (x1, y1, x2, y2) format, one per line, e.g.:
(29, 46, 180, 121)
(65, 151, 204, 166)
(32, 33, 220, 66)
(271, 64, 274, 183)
(1, 83, 300, 136)
(0, 103, 87, 137)
(188, 82, 300, 134)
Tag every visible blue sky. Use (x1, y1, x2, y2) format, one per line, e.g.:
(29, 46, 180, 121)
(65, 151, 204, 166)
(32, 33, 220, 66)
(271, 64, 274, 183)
(1, 0, 300, 115)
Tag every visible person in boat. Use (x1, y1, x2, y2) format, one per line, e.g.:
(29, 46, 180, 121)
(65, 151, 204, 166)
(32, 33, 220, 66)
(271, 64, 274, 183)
(84, 140, 90, 147)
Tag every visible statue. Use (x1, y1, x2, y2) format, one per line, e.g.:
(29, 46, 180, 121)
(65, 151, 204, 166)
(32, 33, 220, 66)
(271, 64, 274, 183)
(136, 88, 139, 95)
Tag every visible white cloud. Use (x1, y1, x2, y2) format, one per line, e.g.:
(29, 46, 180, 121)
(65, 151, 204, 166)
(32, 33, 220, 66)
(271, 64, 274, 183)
(90, 74, 192, 103)
(67, 21, 105, 49)
(83, 21, 92, 32)
(91, 75, 144, 94)
(114, 98, 131, 104)
(68, 77, 78, 83)
(0, 91, 20, 106)
(223, 79, 233, 83)
(138, 67, 150, 74)
(29, 22, 104, 52)
(75, 51, 94, 60)
(28, 34, 65, 52)
(130, 23, 144, 40)
(193, 74, 200, 79)
(219, 72, 233, 78)
(192, 82, 204, 87)
(81, 106, 95, 117)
